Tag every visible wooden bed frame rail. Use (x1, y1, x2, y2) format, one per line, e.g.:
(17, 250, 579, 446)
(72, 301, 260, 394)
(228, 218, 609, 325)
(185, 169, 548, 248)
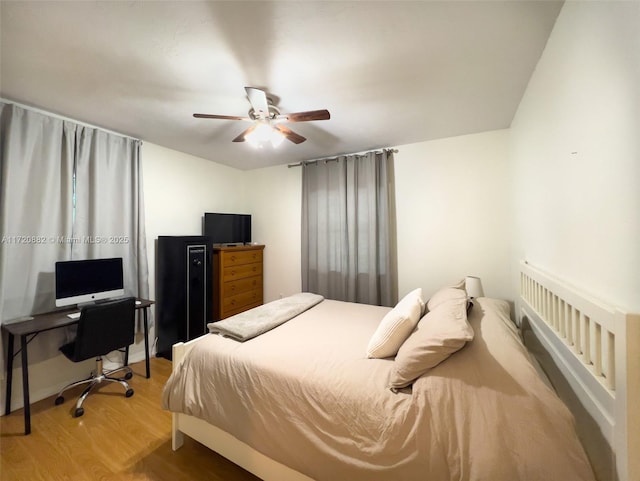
(518, 261, 639, 481)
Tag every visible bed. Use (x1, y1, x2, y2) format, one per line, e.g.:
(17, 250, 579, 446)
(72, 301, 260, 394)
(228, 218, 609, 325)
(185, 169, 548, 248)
(161, 263, 638, 481)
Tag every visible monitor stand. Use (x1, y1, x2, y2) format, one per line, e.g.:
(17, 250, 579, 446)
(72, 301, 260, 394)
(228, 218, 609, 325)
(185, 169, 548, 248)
(76, 299, 109, 309)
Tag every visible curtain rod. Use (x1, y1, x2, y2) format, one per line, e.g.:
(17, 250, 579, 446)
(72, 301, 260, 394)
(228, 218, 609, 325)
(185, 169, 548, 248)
(0, 97, 142, 143)
(287, 148, 398, 168)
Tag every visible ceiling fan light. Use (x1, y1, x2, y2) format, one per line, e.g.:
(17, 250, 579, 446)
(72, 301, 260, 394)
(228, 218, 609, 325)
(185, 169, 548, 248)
(270, 128, 285, 147)
(246, 122, 284, 148)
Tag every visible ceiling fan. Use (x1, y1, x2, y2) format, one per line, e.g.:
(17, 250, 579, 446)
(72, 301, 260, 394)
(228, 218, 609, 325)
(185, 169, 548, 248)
(193, 87, 330, 147)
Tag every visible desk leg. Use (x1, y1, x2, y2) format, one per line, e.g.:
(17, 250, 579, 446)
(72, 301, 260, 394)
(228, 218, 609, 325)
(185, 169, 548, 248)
(4, 333, 14, 416)
(143, 307, 150, 378)
(20, 335, 31, 435)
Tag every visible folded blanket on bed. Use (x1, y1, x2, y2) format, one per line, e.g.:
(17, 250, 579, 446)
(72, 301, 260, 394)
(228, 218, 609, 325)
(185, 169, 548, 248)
(207, 292, 324, 341)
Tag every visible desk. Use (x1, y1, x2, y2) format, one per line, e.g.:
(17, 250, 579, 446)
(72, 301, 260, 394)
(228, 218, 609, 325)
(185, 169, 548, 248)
(2, 298, 154, 435)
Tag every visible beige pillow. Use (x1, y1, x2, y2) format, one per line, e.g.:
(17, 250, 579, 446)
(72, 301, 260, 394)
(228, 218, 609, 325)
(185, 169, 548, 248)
(389, 296, 474, 389)
(366, 288, 423, 359)
(426, 285, 467, 312)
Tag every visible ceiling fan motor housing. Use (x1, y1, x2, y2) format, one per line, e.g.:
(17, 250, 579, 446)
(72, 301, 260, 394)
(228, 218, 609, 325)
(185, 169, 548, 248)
(249, 103, 280, 121)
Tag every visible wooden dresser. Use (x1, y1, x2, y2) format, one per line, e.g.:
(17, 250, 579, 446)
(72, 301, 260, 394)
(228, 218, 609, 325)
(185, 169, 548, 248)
(212, 244, 264, 320)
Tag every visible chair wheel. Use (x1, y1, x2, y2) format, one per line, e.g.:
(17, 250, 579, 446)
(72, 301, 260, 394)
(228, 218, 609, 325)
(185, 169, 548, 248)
(125, 388, 134, 398)
(74, 407, 84, 417)
(55, 396, 64, 405)
(124, 372, 133, 380)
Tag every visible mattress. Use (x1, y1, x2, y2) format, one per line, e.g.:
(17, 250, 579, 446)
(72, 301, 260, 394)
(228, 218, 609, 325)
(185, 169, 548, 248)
(162, 297, 595, 481)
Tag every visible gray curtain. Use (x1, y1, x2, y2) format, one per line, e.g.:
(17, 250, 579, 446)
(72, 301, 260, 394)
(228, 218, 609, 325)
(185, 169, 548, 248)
(302, 150, 397, 306)
(0, 102, 149, 377)
(0, 103, 76, 369)
(72, 126, 149, 302)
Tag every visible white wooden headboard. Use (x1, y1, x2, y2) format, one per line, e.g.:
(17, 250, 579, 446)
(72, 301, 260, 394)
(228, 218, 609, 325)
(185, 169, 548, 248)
(518, 261, 639, 481)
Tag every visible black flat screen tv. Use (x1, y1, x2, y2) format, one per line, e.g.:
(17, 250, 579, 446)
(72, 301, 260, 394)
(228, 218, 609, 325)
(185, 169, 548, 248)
(204, 213, 251, 245)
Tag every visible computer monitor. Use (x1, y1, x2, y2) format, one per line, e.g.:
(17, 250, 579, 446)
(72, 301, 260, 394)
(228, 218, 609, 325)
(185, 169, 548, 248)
(55, 257, 124, 307)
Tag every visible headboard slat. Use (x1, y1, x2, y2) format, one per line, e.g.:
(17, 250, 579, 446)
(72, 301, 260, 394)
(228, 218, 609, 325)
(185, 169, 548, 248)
(518, 260, 637, 481)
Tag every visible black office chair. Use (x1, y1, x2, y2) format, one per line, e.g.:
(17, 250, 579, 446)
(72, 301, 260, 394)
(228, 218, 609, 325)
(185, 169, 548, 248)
(54, 297, 137, 417)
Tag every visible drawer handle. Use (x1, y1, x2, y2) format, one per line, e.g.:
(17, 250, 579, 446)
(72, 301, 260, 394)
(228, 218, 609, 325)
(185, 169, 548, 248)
(231, 255, 236, 261)
(252, 266, 257, 272)
(231, 270, 236, 276)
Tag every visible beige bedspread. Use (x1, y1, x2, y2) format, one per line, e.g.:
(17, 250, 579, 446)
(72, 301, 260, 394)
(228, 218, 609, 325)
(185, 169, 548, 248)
(162, 297, 595, 481)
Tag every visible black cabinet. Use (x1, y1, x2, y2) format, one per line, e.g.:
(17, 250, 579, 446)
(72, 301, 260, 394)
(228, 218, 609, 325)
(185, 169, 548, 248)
(156, 236, 212, 359)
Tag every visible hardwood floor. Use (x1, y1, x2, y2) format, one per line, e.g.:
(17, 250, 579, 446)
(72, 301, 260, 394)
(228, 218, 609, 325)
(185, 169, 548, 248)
(0, 357, 260, 481)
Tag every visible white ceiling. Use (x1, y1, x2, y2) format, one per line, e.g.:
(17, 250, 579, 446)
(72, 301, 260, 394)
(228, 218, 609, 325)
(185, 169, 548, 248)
(1, 1, 563, 170)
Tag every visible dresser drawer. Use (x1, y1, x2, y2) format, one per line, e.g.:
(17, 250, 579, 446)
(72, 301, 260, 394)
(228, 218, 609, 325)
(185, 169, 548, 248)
(221, 300, 263, 319)
(222, 249, 263, 267)
(222, 262, 262, 282)
(222, 275, 262, 298)
(212, 244, 265, 322)
(221, 289, 263, 315)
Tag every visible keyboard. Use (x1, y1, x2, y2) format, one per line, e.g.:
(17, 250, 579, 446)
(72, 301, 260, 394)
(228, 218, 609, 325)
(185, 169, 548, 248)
(67, 312, 81, 320)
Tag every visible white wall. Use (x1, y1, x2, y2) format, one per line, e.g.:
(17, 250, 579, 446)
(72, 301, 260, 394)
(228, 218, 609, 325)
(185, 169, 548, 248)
(394, 130, 512, 301)
(510, 1, 640, 311)
(243, 164, 303, 303)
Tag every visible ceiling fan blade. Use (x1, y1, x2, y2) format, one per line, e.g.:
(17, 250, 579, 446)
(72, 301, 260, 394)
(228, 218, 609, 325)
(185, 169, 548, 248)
(193, 113, 251, 121)
(232, 125, 257, 142)
(274, 125, 306, 144)
(245, 87, 270, 119)
(285, 109, 331, 123)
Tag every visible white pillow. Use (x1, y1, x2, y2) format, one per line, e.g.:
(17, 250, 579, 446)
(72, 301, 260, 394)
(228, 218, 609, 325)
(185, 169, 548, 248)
(366, 288, 423, 359)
